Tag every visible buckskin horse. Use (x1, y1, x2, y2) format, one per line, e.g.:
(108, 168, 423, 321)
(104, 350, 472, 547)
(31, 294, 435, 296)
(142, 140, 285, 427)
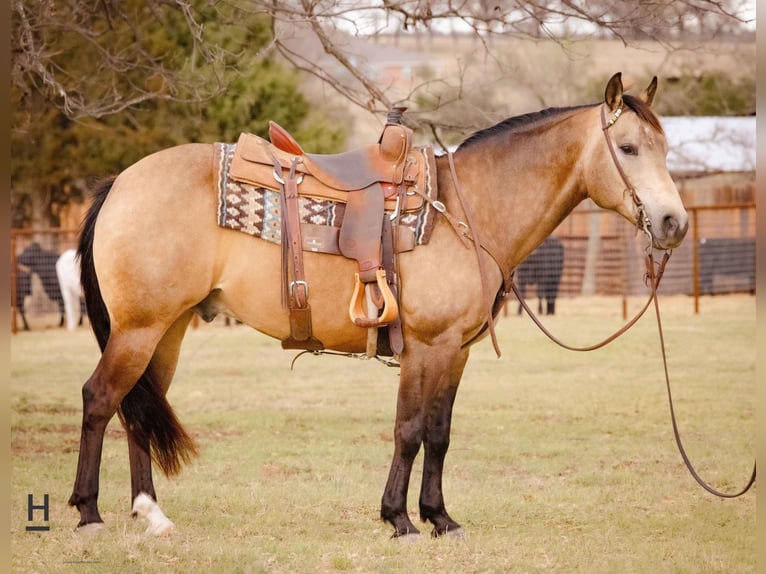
(69, 73, 688, 538)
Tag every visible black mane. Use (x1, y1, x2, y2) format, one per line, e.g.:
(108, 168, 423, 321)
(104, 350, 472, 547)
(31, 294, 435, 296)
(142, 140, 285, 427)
(458, 95, 661, 150)
(458, 104, 594, 150)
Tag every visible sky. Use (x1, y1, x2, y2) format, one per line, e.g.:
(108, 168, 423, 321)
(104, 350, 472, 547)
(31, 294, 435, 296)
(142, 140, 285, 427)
(332, 1, 756, 36)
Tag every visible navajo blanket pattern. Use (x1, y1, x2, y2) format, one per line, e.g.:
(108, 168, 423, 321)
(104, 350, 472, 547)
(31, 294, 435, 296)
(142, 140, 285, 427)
(215, 142, 437, 246)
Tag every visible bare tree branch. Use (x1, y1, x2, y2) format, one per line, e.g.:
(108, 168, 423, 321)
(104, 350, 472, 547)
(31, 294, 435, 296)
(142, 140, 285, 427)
(11, 0, 754, 122)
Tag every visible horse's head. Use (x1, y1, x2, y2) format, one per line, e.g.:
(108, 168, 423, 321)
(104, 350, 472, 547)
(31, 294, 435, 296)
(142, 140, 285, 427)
(585, 73, 688, 250)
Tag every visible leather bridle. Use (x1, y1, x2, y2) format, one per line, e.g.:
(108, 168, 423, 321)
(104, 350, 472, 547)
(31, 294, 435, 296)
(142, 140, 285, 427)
(600, 103, 653, 242)
(511, 103, 669, 352)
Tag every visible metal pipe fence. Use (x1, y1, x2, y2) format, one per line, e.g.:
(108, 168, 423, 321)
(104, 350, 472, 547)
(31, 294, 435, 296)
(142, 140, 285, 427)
(10, 203, 755, 332)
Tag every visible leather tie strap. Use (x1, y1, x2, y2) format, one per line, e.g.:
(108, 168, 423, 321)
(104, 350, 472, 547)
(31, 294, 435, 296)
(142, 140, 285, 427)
(284, 158, 308, 309)
(274, 155, 323, 351)
(381, 216, 404, 355)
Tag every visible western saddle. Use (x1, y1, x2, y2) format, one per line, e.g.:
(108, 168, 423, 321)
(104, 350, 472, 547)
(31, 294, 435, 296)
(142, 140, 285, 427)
(227, 108, 434, 356)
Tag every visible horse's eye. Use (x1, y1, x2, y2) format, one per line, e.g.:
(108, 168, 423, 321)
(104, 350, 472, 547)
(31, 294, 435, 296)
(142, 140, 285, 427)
(619, 144, 638, 156)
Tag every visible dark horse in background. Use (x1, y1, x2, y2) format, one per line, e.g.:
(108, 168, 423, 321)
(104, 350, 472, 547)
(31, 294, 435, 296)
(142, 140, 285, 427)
(16, 242, 65, 330)
(68, 74, 687, 538)
(515, 236, 565, 315)
(14, 267, 33, 331)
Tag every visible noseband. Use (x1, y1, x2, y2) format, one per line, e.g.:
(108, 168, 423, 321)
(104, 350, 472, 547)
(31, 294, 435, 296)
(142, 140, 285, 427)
(600, 104, 653, 244)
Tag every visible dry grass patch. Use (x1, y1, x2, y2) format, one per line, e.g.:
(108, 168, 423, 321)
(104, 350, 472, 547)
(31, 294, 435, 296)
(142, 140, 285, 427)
(11, 295, 755, 573)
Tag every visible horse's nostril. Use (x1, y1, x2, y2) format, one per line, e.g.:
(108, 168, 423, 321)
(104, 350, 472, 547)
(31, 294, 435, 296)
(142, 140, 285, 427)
(663, 215, 688, 240)
(663, 215, 677, 233)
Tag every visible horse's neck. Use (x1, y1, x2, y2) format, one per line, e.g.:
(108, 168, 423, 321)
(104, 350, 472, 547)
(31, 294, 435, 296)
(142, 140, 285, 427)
(443, 114, 590, 277)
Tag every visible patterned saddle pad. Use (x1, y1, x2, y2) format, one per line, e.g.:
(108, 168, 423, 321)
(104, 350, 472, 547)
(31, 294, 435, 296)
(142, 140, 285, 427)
(215, 142, 437, 249)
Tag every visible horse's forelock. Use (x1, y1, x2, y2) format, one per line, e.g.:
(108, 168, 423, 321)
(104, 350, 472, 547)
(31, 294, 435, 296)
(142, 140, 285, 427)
(622, 94, 664, 135)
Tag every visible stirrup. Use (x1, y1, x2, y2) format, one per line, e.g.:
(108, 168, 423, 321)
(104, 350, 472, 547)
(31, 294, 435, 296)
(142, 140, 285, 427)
(349, 269, 398, 328)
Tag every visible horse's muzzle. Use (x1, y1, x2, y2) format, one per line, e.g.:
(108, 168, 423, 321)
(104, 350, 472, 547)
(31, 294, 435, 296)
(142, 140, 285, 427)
(655, 213, 689, 249)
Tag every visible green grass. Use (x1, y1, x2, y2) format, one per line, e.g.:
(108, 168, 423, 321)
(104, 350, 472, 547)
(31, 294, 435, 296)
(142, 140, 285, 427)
(10, 295, 756, 573)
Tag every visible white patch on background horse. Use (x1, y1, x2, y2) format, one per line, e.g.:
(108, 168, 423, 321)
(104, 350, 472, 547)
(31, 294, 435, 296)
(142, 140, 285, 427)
(55, 249, 82, 331)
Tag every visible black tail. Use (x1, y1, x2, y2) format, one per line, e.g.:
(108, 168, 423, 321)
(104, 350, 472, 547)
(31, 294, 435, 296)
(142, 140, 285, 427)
(78, 177, 197, 476)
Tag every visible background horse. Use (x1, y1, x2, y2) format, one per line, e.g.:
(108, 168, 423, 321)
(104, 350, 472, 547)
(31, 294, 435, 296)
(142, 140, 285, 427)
(69, 73, 687, 538)
(14, 267, 33, 331)
(16, 242, 65, 329)
(514, 236, 565, 315)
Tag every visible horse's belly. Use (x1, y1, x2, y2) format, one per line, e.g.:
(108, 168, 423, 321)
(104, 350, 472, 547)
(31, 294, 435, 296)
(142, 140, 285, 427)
(214, 236, 368, 351)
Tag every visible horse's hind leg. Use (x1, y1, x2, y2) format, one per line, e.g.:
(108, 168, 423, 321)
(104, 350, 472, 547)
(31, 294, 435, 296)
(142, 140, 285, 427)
(68, 326, 166, 532)
(128, 312, 193, 535)
(19, 310, 29, 331)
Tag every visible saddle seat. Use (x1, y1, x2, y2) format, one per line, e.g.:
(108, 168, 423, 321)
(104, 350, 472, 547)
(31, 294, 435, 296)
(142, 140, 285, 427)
(229, 121, 425, 211)
(268, 120, 412, 194)
(226, 110, 434, 354)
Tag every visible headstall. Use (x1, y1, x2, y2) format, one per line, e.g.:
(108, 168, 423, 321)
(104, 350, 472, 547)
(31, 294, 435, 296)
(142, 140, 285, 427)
(600, 104, 653, 246)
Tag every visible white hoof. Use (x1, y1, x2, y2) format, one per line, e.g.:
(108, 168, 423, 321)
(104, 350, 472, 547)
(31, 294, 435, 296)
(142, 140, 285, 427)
(75, 522, 107, 536)
(132, 492, 175, 537)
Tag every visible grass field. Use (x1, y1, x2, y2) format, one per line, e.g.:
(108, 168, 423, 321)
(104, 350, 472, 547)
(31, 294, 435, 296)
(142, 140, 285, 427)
(10, 294, 755, 573)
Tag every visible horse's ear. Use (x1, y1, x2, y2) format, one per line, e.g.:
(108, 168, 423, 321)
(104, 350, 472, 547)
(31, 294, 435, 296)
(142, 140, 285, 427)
(604, 72, 623, 112)
(640, 76, 658, 107)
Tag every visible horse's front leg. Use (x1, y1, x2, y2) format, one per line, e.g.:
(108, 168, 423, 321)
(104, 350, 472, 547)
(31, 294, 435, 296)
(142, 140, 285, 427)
(419, 349, 469, 537)
(380, 340, 468, 538)
(380, 374, 424, 538)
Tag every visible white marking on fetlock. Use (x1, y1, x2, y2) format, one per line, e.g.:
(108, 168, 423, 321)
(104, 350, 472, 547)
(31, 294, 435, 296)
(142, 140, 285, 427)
(132, 492, 175, 537)
(75, 522, 107, 536)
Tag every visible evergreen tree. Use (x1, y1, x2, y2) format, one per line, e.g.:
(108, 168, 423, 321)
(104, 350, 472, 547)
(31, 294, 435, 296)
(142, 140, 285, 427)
(11, 1, 346, 228)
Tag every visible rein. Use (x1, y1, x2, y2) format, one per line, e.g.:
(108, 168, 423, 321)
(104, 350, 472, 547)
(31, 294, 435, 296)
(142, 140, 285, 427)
(514, 250, 755, 497)
(647, 252, 757, 498)
(449, 103, 755, 498)
(511, 252, 667, 351)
